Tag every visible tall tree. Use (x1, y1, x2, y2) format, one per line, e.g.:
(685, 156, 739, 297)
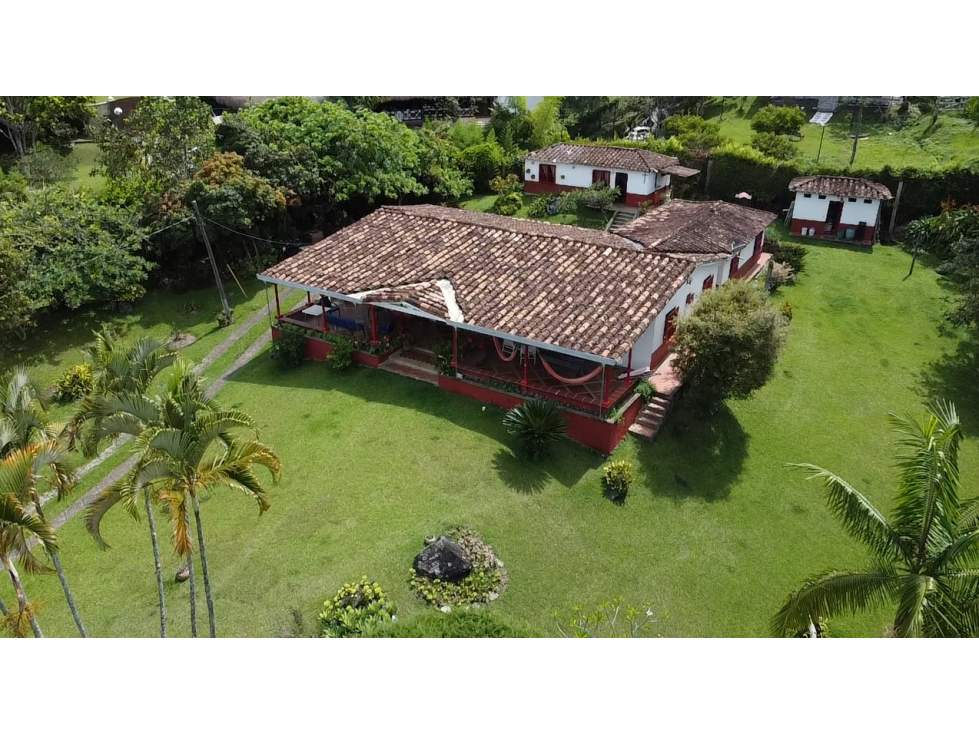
(94, 96, 215, 197)
(673, 279, 790, 406)
(773, 401, 979, 637)
(0, 481, 58, 637)
(87, 362, 281, 637)
(1, 369, 87, 636)
(0, 96, 94, 156)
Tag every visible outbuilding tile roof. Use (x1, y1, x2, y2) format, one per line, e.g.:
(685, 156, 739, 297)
(789, 175, 893, 200)
(527, 143, 699, 176)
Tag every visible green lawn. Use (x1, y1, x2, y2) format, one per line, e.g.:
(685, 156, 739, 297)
(69, 142, 105, 192)
(460, 193, 610, 230)
(0, 280, 277, 425)
(17, 239, 979, 637)
(706, 96, 979, 171)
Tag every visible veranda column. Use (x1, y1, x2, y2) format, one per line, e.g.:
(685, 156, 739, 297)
(274, 284, 281, 318)
(602, 365, 612, 409)
(370, 305, 378, 343)
(626, 349, 633, 388)
(321, 298, 329, 333)
(451, 327, 458, 367)
(521, 345, 529, 394)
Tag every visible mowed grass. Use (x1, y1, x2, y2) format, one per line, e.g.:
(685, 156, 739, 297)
(69, 142, 105, 192)
(18, 241, 979, 637)
(706, 96, 979, 170)
(0, 281, 278, 426)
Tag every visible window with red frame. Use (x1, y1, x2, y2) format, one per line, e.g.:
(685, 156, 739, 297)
(591, 169, 611, 187)
(664, 307, 679, 342)
(729, 255, 740, 279)
(539, 164, 556, 183)
(685, 293, 695, 306)
(702, 274, 714, 291)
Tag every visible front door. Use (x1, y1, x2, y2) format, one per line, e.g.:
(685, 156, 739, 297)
(614, 172, 628, 203)
(825, 200, 843, 233)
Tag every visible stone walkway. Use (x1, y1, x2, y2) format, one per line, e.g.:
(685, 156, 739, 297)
(33, 289, 299, 539)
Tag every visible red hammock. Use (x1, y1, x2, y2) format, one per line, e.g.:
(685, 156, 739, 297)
(492, 337, 520, 362)
(539, 353, 604, 385)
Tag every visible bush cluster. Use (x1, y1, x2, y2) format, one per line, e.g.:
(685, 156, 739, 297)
(409, 527, 506, 608)
(602, 460, 635, 500)
(318, 577, 397, 638)
(634, 381, 657, 404)
(55, 364, 94, 402)
(270, 327, 307, 367)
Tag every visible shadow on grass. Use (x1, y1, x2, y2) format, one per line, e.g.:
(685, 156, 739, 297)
(919, 332, 979, 433)
(492, 448, 548, 494)
(229, 356, 604, 486)
(633, 401, 749, 502)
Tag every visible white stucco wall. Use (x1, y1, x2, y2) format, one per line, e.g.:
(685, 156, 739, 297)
(626, 260, 728, 369)
(840, 198, 881, 226)
(524, 158, 662, 195)
(793, 192, 830, 221)
(793, 192, 881, 226)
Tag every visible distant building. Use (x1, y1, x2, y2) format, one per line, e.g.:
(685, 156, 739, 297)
(787, 175, 893, 245)
(524, 143, 699, 208)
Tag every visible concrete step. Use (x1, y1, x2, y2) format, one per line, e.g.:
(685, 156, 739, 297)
(379, 356, 439, 385)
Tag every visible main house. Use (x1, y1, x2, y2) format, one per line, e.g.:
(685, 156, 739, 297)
(258, 200, 775, 453)
(523, 143, 700, 208)
(787, 175, 892, 245)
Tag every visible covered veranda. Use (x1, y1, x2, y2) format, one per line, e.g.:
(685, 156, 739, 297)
(269, 284, 634, 418)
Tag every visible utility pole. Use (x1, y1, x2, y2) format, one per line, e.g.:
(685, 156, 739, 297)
(191, 200, 233, 326)
(888, 180, 904, 235)
(816, 122, 827, 164)
(849, 99, 864, 167)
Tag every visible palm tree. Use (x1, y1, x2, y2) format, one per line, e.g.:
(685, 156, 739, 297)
(64, 328, 176, 457)
(773, 401, 979, 638)
(88, 362, 281, 637)
(1, 368, 87, 637)
(84, 362, 205, 638)
(0, 459, 59, 638)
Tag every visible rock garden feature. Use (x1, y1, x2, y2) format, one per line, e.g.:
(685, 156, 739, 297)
(409, 527, 507, 609)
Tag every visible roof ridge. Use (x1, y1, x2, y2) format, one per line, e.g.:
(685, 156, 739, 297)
(380, 205, 644, 252)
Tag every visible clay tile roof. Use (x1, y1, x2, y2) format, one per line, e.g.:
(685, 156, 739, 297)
(527, 143, 699, 176)
(615, 200, 778, 255)
(259, 204, 695, 362)
(361, 282, 450, 320)
(789, 175, 893, 200)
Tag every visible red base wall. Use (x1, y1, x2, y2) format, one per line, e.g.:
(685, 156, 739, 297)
(270, 329, 395, 367)
(733, 243, 764, 279)
(790, 217, 875, 245)
(439, 375, 642, 455)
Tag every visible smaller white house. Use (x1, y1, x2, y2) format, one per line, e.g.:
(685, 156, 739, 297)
(788, 175, 892, 245)
(524, 143, 699, 208)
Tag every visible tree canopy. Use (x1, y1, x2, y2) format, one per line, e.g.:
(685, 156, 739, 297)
(0, 96, 95, 156)
(750, 104, 807, 136)
(672, 279, 790, 405)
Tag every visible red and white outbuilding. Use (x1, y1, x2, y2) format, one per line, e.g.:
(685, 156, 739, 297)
(787, 175, 892, 245)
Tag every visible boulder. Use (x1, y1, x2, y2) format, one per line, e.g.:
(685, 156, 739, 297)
(175, 565, 190, 583)
(413, 536, 472, 582)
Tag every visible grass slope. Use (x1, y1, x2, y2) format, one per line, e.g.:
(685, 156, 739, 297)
(17, 242, 979, 637)
(460, 194, 609, 229)
(706, 96, 979, 170)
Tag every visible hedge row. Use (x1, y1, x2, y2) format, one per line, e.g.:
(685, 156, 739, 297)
(701, 143, 979, 227)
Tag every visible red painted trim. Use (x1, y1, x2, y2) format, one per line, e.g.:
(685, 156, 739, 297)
(522, 345, 529, 388)
(649, 339, 672, 371)
(451, 326, 458, 367)
(602, 365, 612, 407)
(283, 333, 395, 366)
(626, 349, 633, 387)
(732, 244, 764, 280)
(790, 217, 875, 244)
(370, 305, 378, 343)
(439, 374, 642, 454)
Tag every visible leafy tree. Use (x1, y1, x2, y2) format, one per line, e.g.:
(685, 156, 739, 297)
(750, 132, 797, 161)
(414, 124, 473, 200)
(458, 139, 507, 193)
(527, 96, 569, 150)
(94, 95, 215, 201)
(904, 205, 979, 328)
(0, 168, 28, 204)
(488, 97, 533, 153)
(750, 104, 807, 136)
(559, 96, 621, 139)
(0, 186, 153, 313)
(88, 362, 281, 637)
(965, 97, 979, 130)
(672, 279, 790, 405)
(0, 96, 95, 156)
(14, 144, 78, 186)
(0, 235, 31, 337)
(1, 368, 88, 636)
(225, 97, 426, 208)
(661, 114, 724, 158)
(773, 401, 979, 638)
(448, 120, 486, 149)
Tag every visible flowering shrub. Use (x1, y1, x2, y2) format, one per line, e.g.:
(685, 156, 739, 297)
(318, 577, 397, 638)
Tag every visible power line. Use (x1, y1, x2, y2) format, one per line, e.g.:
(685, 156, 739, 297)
(197, 214, 302, 247)
(143, 216, 193, 240)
